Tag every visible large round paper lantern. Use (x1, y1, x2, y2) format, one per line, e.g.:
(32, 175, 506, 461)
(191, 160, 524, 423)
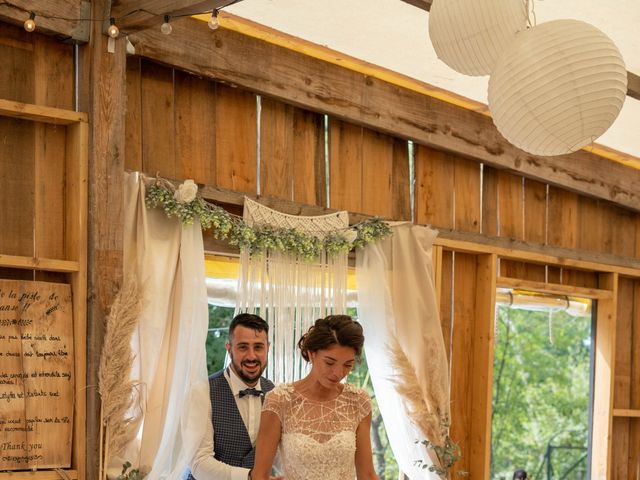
(428, 0, 527, 76)
(488, 19, 627, 156)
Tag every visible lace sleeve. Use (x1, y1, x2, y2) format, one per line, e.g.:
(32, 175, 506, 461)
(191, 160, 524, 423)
(263, 385, 287, 421)
(356, 387, 372, 423)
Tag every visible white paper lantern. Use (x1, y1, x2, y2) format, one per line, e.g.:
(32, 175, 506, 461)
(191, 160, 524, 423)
(428, 0, 527, 76)
(488, 19, 627, 156)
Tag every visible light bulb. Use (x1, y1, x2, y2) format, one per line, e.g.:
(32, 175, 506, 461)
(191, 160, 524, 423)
(107, 18, 119, 38)
(208, 12, 219, 30)
(24, 13, 36, 32)
(161, 15, 172, 35)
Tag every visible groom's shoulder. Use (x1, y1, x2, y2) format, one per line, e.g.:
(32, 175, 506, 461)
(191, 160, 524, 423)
(208, 369, 226, 383)
(260, 375, 275, 391)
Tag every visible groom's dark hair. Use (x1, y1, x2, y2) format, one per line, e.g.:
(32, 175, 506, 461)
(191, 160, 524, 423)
(229, 313, 269, 339)
(298, 314, 364, 361)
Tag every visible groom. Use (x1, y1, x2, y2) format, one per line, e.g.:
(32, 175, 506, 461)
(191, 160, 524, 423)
(188, 313, 278, 479)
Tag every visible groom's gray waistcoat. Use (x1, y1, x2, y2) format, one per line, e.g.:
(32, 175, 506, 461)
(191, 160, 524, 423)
(188, 369, 274, 479)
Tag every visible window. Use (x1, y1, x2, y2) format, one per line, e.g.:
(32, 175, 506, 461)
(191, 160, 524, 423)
(205, 304, 233, 374)
(490, 289, 594, 480)
(203, 256, 400, 479)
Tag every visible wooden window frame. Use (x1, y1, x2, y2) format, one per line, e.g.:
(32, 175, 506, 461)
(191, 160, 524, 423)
(432, 237, 640, 479)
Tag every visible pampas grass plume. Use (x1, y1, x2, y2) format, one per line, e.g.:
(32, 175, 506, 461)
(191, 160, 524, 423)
(388, 335, 447, 458)
(98, 278, 143, 456)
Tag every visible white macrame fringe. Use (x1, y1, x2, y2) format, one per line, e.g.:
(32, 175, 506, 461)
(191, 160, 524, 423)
(236, 198, 349, 383)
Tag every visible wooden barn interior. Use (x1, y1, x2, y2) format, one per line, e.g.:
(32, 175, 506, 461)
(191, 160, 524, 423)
(0, 1, 638, 479)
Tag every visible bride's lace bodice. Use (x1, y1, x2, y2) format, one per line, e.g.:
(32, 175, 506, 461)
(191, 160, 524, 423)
(263, 383, 371, 480)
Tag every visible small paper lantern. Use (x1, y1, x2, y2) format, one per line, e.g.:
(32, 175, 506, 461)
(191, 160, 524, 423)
(488, 19, 627, 156)
(428, 0, 527, 76)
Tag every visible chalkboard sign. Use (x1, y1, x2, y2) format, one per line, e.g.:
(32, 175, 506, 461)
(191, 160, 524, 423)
(0, 279, 74, 470)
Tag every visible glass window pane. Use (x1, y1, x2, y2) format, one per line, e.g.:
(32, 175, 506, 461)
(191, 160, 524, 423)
(491, 290, 593, 480)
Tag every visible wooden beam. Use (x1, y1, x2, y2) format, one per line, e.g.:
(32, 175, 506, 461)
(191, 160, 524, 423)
(147, 179, 640, 276)
(399, 0, 640, 100)
(0, 0, 89, 42)
(496, 276, 613, 300)
(628, 71, 640, 101)
(590, 273, 618, 479)
(399, 0, 432, 9)
(110, 0, 237, 34)
(0, 99, 88, 125)
(0, 254, 80, 272)
(65, 120, 89, 480)
(0, 472, 78, 480)
(79, 0, 127, 477)
(613, 409, 640, 418)
(468, 254, 497, 478)
(435, 228, 640, 278)
(128, 18, 640, 212)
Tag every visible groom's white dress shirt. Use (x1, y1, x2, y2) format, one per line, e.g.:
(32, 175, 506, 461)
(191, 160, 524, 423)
(190, 368, 263, 480)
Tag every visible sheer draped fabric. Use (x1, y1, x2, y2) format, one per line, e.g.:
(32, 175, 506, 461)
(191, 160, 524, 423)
(356, 222, 448, 479)
(263, 384, 371, 480)
(117, 173, 210, 479)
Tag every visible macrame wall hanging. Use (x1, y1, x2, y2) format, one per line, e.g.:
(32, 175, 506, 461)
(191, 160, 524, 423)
(236, 197, 353, 384)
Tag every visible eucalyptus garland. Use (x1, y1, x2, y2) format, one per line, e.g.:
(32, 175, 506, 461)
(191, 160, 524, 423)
(145, 181, 391, 260)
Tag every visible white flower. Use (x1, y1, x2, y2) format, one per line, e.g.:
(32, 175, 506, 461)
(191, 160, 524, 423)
(174, 179, 198, 203)
(343, 229, 358, 243)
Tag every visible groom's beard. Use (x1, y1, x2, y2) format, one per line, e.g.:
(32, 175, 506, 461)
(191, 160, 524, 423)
(229, 355, 266, 385)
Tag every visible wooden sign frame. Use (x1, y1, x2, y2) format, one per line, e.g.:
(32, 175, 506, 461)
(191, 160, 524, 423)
(0, 98, 88, 480)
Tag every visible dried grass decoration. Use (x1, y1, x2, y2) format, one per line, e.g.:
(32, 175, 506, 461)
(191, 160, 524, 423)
(98, 278, 144, 473)
(389, 336, 465, 478)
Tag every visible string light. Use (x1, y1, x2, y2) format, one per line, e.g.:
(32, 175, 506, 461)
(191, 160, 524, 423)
(23, 12, 35, 32)
(0, 0, 240, 35)
(107, 17, 119, 38)
(208, 10, 219, 30)
(160, 15, 172, 35)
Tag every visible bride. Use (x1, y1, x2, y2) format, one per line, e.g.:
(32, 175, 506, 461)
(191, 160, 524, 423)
(250, 315, 379, 480)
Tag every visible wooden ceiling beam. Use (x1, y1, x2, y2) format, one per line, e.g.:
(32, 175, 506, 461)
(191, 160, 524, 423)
(191, 181, 640, 276)
(128, 17, 640, 212)
(400, 0, 432, 9)
(110, 0, 239, 34)
(0, 0, 89, 42)
(628, 72, 640, 101)
(399, 0, 640, 100)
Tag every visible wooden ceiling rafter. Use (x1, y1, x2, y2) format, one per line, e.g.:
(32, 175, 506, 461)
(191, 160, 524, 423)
(0, 0, 89, 42)
(109, 0, 241, 34)
(399, 0, 640, 101)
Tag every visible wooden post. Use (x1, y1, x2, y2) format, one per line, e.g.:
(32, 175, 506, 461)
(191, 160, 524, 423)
(78, 1, 127, 478)
(591, 272, 618, 479)
(468, 253, 497, 478)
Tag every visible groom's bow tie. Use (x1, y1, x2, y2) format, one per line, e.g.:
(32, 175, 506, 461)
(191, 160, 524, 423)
(239, 387, 263, 398)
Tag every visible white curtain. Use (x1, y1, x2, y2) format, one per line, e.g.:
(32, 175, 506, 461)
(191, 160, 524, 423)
(115, 172, 210, 479)
(356, 222, 448, 480)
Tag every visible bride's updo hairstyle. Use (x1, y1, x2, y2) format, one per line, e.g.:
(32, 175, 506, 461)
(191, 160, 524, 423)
(298, 314, 364, 362)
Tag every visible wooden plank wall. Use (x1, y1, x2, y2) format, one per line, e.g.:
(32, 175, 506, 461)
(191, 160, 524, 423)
(124, 58, 412, 218)
(613, 277, 640, 479)
(0, 21, 86, 480)
(126, 57, 640, 478)
(0, 23, 73, 279)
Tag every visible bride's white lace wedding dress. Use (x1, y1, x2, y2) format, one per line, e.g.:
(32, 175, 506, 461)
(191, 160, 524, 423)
(263, 383, 372, 480)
